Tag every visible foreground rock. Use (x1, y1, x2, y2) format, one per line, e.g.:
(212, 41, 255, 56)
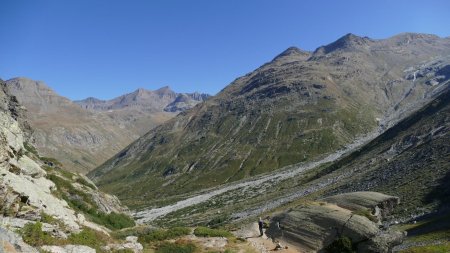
(267, 191, 404, 253)
(102, 236, 144, 253)
(0, 227, 38, 253)
(41, 245, 96, 253)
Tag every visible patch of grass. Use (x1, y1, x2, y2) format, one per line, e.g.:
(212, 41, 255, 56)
(24, 142, 39, 156)
(399, 242, 450, 253)
(40, 212, 56, 224)
(47, 174, 135, 230)
(140, 227, 191, 242)
(67, 227, 110, 251)
(20, 222, 55, 246)
(155, 241, 196, 253)
(194, 227, 233, 238)
(87, 211, 136, 230)
(404, 213, 450, 243)
(75, 177, 96, 190)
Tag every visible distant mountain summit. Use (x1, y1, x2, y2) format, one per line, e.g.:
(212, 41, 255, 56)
(5, 77, 209, 173)
(75, 87, 208, 112)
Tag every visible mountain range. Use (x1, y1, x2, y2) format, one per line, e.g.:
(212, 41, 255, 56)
(5, 77, 209, 173)
(87, 33, 450, 208)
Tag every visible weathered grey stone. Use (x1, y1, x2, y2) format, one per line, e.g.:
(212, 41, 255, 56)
(17, 155, 46, 178)
(322, 191, 400, 220)
(266, 192, 404, 253)
(0, 227, 38, 253)
(41, 245, 96, 253)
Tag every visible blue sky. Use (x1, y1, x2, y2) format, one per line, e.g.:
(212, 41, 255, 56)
(1, 0, 449, 100)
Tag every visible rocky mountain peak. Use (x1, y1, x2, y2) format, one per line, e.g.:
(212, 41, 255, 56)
(386, 32, 442, 46)
(314, 33, 373, 54)
(7, 77, 53, 93)
(272, 46, 310, 63)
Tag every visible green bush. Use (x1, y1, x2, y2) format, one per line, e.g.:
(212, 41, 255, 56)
(40, 212, 56, 224)
(68, 229, 99, 248)
(88, 212, 136, 230)
(75, 177, 96, 190)
(67, 228, 110, 250)
(140, 227, 191, 242)
(207, 215, 229, 228)
(324, 236, 355, 253)
(24, 142, 39, 156)
(155, 241, 196, 253)
(193, 227, 233, 238)
(21, 222, 55, 246)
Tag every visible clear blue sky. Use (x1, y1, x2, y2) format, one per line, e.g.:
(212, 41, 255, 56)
(1, 0, 449, 100)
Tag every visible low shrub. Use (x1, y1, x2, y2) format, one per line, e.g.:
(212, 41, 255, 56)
(155, 241, 196, 253)
(324, 236, 355, 253)
(140, 227, 191, 242)
(75, 177, 96, 190)
(194, 227, 233, 238)
(21, 222, 55, 246)
(88, 211, 136, 230)
(68, 228, 110, 250)
(40, 212, 56, 224)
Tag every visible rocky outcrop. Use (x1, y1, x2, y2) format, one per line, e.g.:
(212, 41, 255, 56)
(266, 192, 404, 253)
(0, 80, 80, 230)
(103, 236, 143, 253)
(0, 227, 38, 253)
(164, 93, 209, 112)
(0, 79, 135, 252)
(41, 245, 96, 253)
(322, 191, 400, 222)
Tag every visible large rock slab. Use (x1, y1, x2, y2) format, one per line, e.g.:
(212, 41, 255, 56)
(266, 192, 404, 253)
(322, 191, 400, 220)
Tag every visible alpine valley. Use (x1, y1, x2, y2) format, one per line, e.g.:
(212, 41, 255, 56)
(1, 32, 450, 253)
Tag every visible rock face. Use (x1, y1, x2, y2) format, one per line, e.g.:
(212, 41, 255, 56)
(0, 79, 134, 252)
(88, 33, 450, 206)
(0, 227, 39, 253)
(266, 192, 404, 253)
(6, 78, 208, 173)
(0, 80, 80, 230)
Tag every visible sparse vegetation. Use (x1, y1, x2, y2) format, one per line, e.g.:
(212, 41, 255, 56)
(399, 242, 450, 253)
(47, 171, 135, 230)
(324, 236, 355, 253)
(194, 227, 233, 238)
(139, 227, 191, 242)
(24, 142, 39, 156)
(67, 228, 110, 250)
(155, 241, 197, 253)
(21, 222, 55, 246)
(76, 177, 96, 190)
